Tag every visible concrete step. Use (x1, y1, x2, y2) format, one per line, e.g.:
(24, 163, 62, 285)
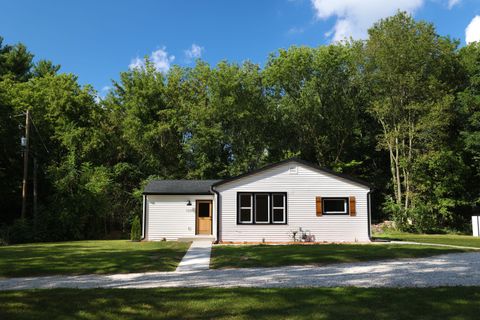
(177, 236, 215, 242)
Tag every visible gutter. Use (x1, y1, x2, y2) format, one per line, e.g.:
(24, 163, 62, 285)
(211, 186, 221, 243)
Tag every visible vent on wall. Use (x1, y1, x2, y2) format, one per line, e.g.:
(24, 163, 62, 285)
(289, 165, 298, 174)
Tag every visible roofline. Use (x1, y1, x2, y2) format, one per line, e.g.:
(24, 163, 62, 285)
(142, 192, 214, 195)
(211, 158, 372, 189)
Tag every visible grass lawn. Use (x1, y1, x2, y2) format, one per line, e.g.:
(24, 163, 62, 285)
(0, 287, 479, 319)
(210, 243, 470, 269)
(0, 240, 190, 277)
(373, 232, 480, 248)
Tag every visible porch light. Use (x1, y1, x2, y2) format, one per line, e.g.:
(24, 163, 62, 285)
(186, 200, 192, 206)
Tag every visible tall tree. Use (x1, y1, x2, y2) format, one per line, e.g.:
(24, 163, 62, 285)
(264, 44, 371, 173)
(364, 12, 460, 219)
(457, 42, 480, 211)
(0, 38, 34, 225)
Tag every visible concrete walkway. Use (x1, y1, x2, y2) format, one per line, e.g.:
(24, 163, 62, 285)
(1, 251, 480, 290)
(175, 240, 213, 272)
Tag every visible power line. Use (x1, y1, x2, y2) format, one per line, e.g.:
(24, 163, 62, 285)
(29, 113, 49, 154)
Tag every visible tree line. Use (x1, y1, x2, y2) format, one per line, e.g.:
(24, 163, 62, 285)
(1, 12, 479, 243)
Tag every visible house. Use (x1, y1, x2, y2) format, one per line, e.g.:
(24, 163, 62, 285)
(142, 158, 372, 243)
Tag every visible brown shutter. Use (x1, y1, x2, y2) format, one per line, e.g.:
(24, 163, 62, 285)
(349, 196, 356, 216)
(316, 196, 323, 216)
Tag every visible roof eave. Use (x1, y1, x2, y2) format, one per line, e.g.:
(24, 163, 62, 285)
(142, 192, 214, 195)
(212, 158, 372, 189)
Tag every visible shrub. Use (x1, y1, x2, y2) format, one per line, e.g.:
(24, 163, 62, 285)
(130, 215, 141, 241)
(0, 219, 34, 245)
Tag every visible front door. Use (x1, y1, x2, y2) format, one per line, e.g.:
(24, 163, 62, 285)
(196, 200, 212, 235)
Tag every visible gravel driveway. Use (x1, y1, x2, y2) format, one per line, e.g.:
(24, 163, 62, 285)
(1, 251, 479, 290)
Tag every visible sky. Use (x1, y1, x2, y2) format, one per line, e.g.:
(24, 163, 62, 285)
(1, 0, 480, 94)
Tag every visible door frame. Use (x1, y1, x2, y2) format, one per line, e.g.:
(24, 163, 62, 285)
(195, 200, 213, 235)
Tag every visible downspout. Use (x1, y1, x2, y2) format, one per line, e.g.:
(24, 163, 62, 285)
(141, 194, 146, 240)
(367, 190, 372, 241)
(211, 186, 220, 244)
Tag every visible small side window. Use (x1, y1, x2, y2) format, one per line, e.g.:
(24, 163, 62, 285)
(323, 198, 348, 215)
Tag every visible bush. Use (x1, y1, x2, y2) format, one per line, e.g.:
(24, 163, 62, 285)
(130, 215, 141, 241)
(0, 219, 34, 245)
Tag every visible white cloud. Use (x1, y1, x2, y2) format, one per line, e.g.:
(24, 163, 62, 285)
(184, 44, 204, 61)
(287, 26, 306, 35)
(447, 0, 461, 9)
(466, 15, 480, 44)
(311, 0, 424, 42)
(128, 57, 144, 70)
(129, 47, 175, 73)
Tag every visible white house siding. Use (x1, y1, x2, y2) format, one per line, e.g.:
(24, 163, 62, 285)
(215, 162, 371, 242)
(145, 194, 216, 241)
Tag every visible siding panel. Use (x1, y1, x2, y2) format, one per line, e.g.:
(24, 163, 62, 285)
(146, 194, 216, 241)
(216, 162, 370, 242)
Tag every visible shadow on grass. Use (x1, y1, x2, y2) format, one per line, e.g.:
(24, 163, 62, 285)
(211, 244, 471, 269)
(0, 240, 191, 277)
(1, 287, 479, 320)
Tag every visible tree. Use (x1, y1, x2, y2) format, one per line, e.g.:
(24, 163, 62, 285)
(457, 42, 480, 216)
(0, 38, 34, 225)
(176, 60, 271, 178)
(130, 215, 141, 241)
(3, 72, 112, 240)
(364, 12, 460, 223)
(32, 60, 60, 78)
(0, 37, 33, 81)
(264, 44, 372, 173)
(106, 60, 185, 179)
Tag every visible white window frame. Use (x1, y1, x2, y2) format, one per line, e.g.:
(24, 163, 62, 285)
(254, 193, 270, 224)
(239, 193, 253, 223)
(323, 198, 348, 215)
(272, 193, 286, 223)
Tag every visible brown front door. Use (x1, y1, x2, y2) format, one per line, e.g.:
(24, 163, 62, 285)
(196, 200, 212, 235)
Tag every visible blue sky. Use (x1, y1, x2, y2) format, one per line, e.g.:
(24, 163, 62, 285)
(1, 0, 480, 94)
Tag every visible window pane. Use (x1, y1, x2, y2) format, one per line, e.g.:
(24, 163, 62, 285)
(198, 202, 210, 217)
(240, 209, 251, 222)
(324, 199, 346, 213)
(240, 194, 251, 207)
(255, 194, 269, 222)
(273, 209, 284, 222)
(273, 194, 284, 207)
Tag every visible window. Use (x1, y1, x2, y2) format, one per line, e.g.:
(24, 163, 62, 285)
(272, 193, 286, 223)
(255, 194, 270, 223)
(198, 202, 210, 217)
(237, 192, 287, 224)
(239, 193, 253, 223)
(323, 198, 348, 215)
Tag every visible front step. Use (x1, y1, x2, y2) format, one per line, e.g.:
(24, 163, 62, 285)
(177, 235, 215, 242)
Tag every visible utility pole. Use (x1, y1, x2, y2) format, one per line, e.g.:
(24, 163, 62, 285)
(21, 109, 30, 220)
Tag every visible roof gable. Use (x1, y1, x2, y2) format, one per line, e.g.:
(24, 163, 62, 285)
(212, 158, 372, 189)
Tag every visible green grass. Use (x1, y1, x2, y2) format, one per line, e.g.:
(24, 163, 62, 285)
(210, 243, 470, 269)
(0, 287, 479, 319)
(373, 232, 480, 248)
(0, 240, 190, 277)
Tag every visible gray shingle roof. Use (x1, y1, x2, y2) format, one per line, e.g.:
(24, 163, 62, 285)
(143, 179, 221, 195)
